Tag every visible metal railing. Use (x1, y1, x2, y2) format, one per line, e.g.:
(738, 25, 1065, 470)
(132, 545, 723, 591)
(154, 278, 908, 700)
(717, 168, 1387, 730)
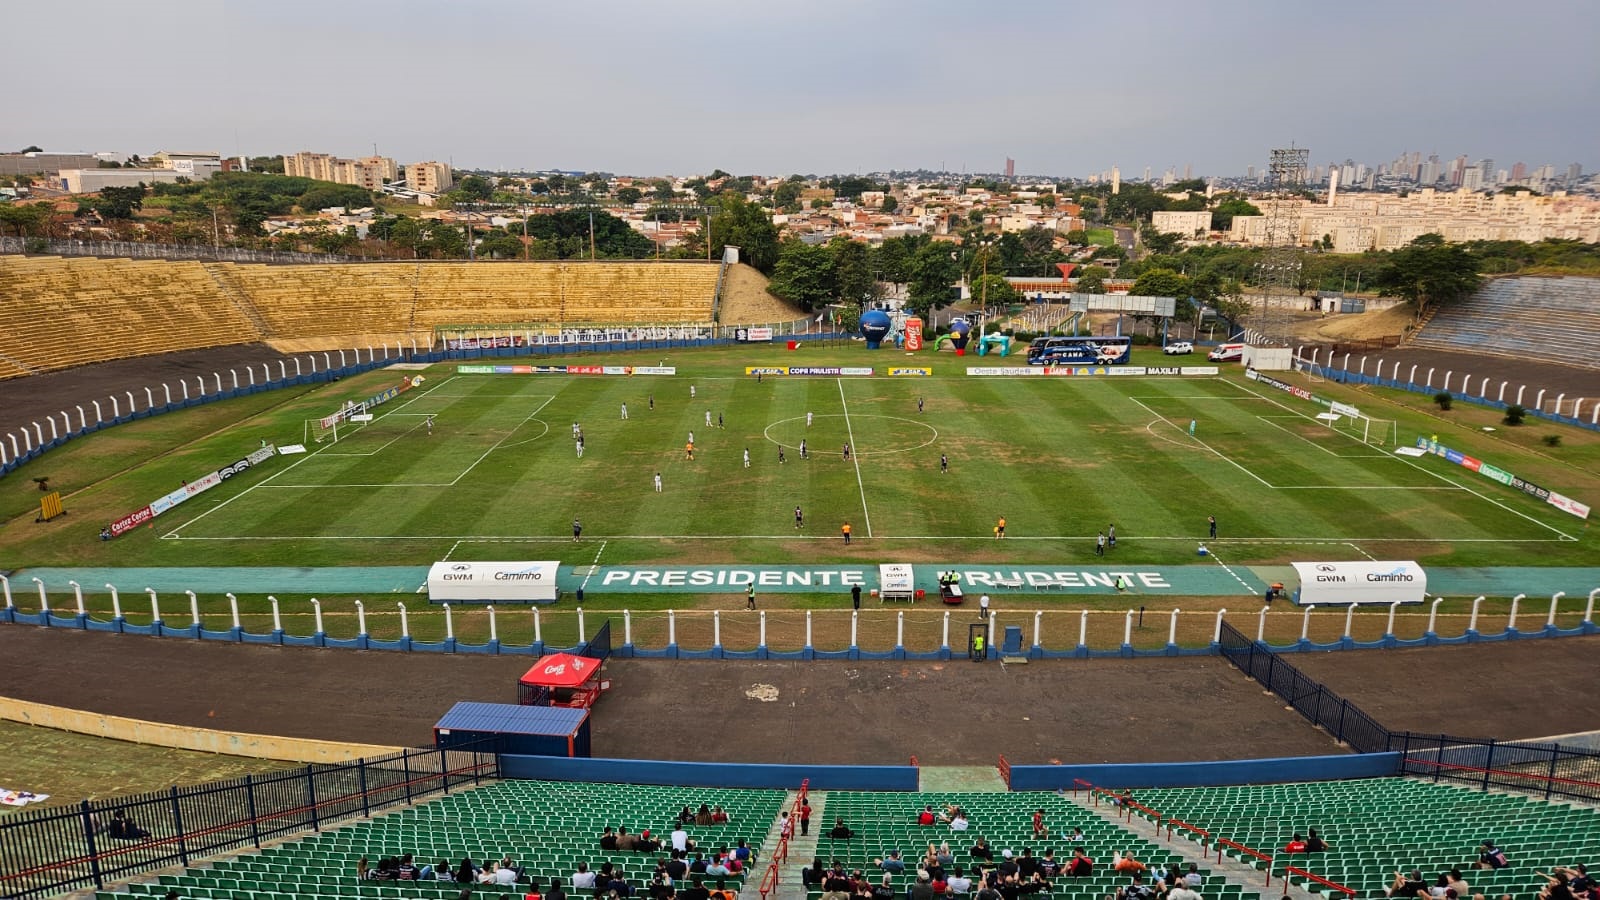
(0, 236, 356, 265)
(1217, 621, 1391, 753)
(0, 742, 499, 898)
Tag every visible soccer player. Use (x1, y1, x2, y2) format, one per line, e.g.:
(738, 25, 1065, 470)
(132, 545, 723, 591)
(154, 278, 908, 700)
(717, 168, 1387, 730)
(718, 412, 724, 429)
(841, 521, 851, 544)
(794, 505, 803, 529)
(1208, 515, 1217, 538)
(685, 441, 695, 461)
(842, 443, 851, 461)
(620, 403, 628, 420)
(654, 472, 663, 492)
(1095, 532, 1106, 556)
(746, 585, 756, 611)
(742, 448, 751, 468)
(572, 519, 582, 542)
(576, 435, 584, 458)
(918, 396, 925, 414)
(1108, 523, 1117, 549)
(705, 410, 712, 428)
(649, 394, 654, 410)
(799, 439, 808, 459)
(778, 447, 786, 464)
(690, 385, 696, 399)
(426, 415, 434, 435)
(996, 516, 1006, 539)
(688, 430, 695, 445)
(572, 422, 580, 438)
(940, 453, 948, 474)
(806, 411, 813, 428)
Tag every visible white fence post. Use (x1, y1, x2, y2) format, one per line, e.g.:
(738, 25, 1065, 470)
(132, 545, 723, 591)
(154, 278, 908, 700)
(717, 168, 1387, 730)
(1122, 609, 1133, 647)
(107, 584, 121, 619)
(896, 611, 904, 649)
(187, 590, 201, 628)
(759, 611, 767, 650)
(1167, 609, 1180, 646)
(227, 593, 241, 630)
(486, 605, 497, 643)
(1548, 592, 1565, 628)
(398, 602, 410, 639)
(1587, 589, 1600, 626)
(1257, 606, 1269, 641)
(624, 610, 633, 646)
(146, 588, 161, 624)
(1468, 595, 1484, 633)
(356, 599, 368, 637)
(1213, 609, 1226, 644)
(1384, 601, 1399, 638)
(1301, 604, 1314, 640)
(310, 597, 324, 635)
(713, 610, 722, 648)
(1341, 603, 1356, 640)
(1032, 610, 1043, 652)
(533, 607, 542, 644)
(68, 580, 84, 617)
(805, 610, 813, 650)
(442, 603, 453, 640)
(1426, 597, 1443, 635)
(1508, 593, 1524, 631)
(576, 607, 586, 644)
(850, 610, 859, 649)
(269, 595, 281, 632)
(942, 611, 950, 653)
(667, 609, 676, 646)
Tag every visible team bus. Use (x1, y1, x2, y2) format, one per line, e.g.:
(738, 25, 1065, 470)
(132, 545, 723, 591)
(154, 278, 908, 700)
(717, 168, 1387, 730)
(1026, 335, 1133, 365)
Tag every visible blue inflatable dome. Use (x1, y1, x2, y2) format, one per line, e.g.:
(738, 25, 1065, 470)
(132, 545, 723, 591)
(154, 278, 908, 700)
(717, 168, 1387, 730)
(860, 309, 892, 349)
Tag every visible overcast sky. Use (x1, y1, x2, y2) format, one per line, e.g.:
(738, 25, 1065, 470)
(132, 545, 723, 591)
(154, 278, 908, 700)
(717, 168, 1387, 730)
(11, 0, 1598, 178)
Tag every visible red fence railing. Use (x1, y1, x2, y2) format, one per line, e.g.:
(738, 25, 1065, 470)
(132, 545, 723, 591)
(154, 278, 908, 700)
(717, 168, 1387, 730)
(1073, 777, 1266, 884)
(997, 754, 1011, 788)
(1216, 838, 1275, 885)
(762, 778, 810, 900)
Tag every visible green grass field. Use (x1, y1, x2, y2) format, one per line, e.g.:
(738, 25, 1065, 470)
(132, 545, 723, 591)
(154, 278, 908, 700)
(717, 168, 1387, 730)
(2, 345, 1594, 576)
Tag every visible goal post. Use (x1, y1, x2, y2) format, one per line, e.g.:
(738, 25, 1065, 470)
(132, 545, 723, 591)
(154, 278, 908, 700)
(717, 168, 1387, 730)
(304, 418, 342, 445)
(1330, 412, 1398, 447)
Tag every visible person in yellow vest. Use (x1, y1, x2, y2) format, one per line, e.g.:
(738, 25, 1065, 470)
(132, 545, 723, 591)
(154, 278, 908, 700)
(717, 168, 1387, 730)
(996, 516, 1007, 539)
(842, 521, 852, 544)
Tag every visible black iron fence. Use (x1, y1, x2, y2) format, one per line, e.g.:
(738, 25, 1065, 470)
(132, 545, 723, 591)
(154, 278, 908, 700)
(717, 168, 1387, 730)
(0, 743, 498, 899)
(1393, 733, 1600, 804)
(1219, 621, 1600, 802)
(1217, 621, 1391, 753)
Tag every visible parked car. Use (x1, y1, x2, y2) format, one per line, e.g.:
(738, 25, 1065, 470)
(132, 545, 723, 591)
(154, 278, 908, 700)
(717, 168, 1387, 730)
(1163, 341, 1194, 355)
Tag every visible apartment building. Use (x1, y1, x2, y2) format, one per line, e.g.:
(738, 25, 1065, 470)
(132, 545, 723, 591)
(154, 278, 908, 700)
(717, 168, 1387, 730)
(1229, 188, 1600, 249)
(405, 161, 453, 195)
(285, 151, 399, 190)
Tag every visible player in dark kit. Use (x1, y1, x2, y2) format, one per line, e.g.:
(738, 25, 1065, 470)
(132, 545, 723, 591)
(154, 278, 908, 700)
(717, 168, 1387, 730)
(940, 454, 948, 474)
(794, 506, 804, 529)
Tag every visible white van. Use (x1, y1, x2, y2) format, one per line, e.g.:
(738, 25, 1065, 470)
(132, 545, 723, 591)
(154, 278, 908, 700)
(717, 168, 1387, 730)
(1207, 342, 1246, 362)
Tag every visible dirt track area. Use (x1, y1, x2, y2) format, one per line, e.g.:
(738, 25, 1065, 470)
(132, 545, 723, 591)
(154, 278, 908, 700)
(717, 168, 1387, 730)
(1289, 635, 1600, 741)
(0, 345, 289, 433)
(1311, 346, 1600, 399)
(6, 625, 1596, 765)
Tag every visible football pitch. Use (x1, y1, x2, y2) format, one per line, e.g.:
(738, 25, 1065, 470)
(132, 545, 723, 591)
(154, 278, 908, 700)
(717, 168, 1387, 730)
(12, 345, 1586, 575)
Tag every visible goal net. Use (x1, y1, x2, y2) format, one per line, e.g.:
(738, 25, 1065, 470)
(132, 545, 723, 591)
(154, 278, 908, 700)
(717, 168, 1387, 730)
(1330, 413, 1398, 447)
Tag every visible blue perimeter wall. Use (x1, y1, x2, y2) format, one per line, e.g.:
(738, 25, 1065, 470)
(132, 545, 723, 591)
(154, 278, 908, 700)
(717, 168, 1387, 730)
(499, 752, 1399, 792)
(500, 755, 919, 791)
(1008, 752, 1401, 791)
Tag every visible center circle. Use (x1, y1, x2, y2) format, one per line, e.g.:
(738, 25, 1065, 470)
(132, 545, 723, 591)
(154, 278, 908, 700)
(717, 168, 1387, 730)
(762, 414, 939, 457)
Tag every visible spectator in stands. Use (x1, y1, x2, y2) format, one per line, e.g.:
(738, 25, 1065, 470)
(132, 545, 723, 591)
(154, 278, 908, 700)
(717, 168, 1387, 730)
(399, 855, 419, 880)
(823, 866, 852, 900)
(1116, 874, 1154, 900)
(949, 813, 969, 832)
(709, 877, 736, 900)
(1306, 829, 1329, 853)
(1558, 865, 1591, 895)
(937, 843, 956, 868)
(1065, 849, 1093, 878)
(639, 831, 662, 854)
(830, 819, 855, 840)
(1113, 852, 1146, 875)
(435, 859, 456, 881)
(948, 867, 973, 894)
(679, 806, 696, 826)
(1387, 870, 1429, 898)
(872, 874, 896, 900)
(672, 825, 693, 853)
(1539, 872, 1577, 900)
(1066, 828, 1084, 844)
(500, 855, 523, 880)
(706, 856, 731, 878)
(919, 806, 938, 826)
(1447, 871, 1470, 897)
(1037, 852, 1058, 878)
(606, 870, 633, 898)
(910, 874, 936, 900)
(648, 871, 673, 900)
(804, 858, 826, 889)
(1167, 874, 1202, 900)
(601, 828, 619, 851)
(1183, 864, 1202, 889)
(494, 863, 520, 887)
(1031, 810, 1046, 840)
(573, 863, 598, 890)
(1284, 834, 1308, 854)
(733, 840, 752, 865)
(711, 806, 730, 825)
(969, 838, 994, 862)
(697, 804, 715, 826)
(526, 877, 544, 900)
(618, 828, 639, 852)
(689, 854, 708, 875)
(879, 850, 908, 873)
(548, 883, 567, 900)
(1476, 842, 1509, 871)
(458, 857, 481, 884)
(359, 856, 372, 880)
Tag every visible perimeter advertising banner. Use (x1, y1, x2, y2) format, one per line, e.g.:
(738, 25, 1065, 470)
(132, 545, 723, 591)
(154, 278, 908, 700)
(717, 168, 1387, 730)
(109, 446, 277, 537)
(456, 365, 676, 375)
(967, 366, 1219, 377)
(1290, 560, 1427, 606)
(1417, 437, 1590, 519)
(427, 560, 560, 603)
(743, 367, 875, 376)
(904, 317, 925, 352)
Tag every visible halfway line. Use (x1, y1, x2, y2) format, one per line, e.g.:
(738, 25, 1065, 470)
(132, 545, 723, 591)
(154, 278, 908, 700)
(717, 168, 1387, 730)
(838, 378, 873, 538)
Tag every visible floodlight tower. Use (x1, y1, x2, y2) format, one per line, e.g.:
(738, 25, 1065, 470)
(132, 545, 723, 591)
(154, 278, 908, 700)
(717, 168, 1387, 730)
(1250, 146, 1309, 346)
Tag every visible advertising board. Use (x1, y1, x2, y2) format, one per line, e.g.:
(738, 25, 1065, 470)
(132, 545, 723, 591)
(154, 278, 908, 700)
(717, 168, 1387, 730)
(427, 560, 561, 603)
(1290, 560, 1427, 606)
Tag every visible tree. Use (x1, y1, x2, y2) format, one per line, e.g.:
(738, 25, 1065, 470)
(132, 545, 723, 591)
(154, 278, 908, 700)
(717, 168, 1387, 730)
(1140, 224, 1181, 255)
(1065, 229, 1088, 245)
(1210, 196, 1260, 231)
(477, 231, 525, 259)
(1373, 234, 1483, 319)
(95, 184, 147, 219)
(772, 180, 801, 212)
(971, 273, 1021, 308)
(875, 234, 925, 283)
(768, 240, 836, 310)
(831, 237, 874, 307)
(1131, 267, 1190, 298)
(615, 186, 643, 205)
(455, 175, 493, 201)
(18, 145, 42, 154)
(0, 202, 50, 237)
(707, 191, 780, 273)
(907, 242, 961, 316)
(652, 180, 676, 202)
(880, 194, 898, 213)
(1075, 265, 1109, 294)
(298, 183, 373, 212)
(524, 208, 654, 259)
